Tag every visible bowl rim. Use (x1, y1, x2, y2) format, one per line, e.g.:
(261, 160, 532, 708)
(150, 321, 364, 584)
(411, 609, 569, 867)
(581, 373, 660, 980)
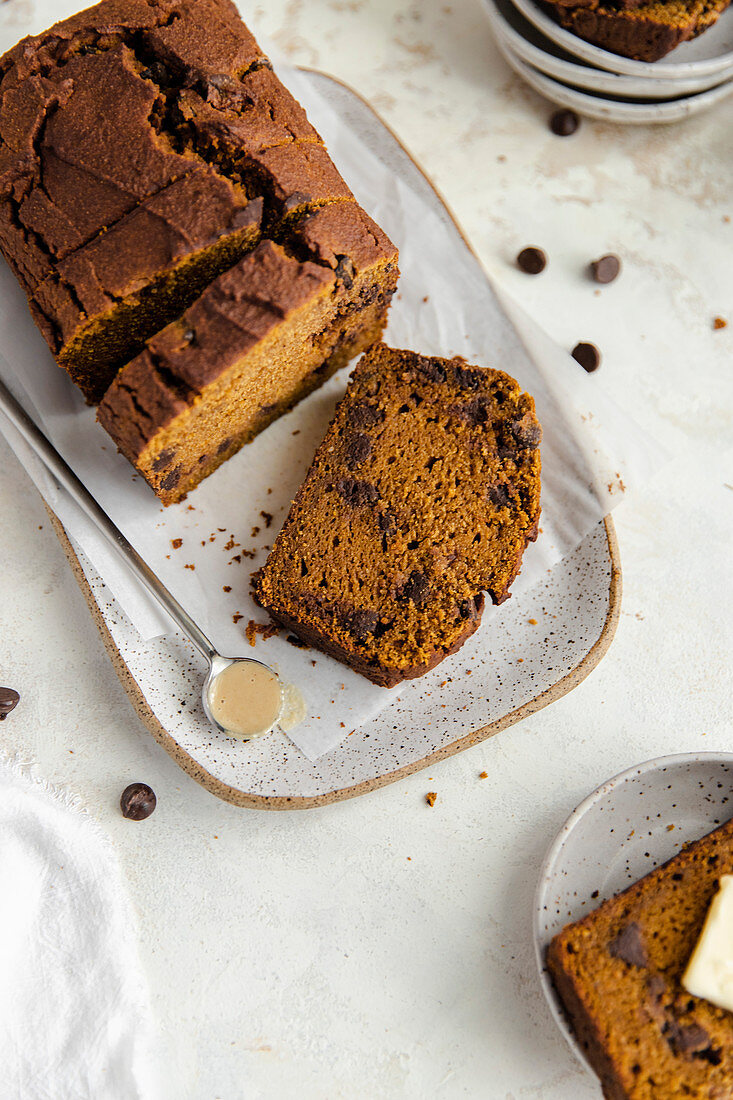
(533, 750, 733, 1072)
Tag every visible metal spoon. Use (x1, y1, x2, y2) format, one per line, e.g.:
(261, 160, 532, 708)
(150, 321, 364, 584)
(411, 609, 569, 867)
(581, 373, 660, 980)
(0, 375, 285, 741)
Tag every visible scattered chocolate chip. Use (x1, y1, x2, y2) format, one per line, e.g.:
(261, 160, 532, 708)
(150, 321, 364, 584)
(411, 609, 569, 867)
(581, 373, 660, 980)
(572, 341, 601, 373)
(334, 255, 356, 289)
(590, 254, 621, 284)
(511, 416, 542, 449)
(517, 247, 547, 275)
(0, 687, 20, 720)
(609, 922, 648, 968)
(400, 571, 430, 609)
(120, 782, 156, 821)
(344, 433, 372, 468)
(665, 1021, 710, 1056)
(550, 109, 579, 136)
(335, 478, 379, 507)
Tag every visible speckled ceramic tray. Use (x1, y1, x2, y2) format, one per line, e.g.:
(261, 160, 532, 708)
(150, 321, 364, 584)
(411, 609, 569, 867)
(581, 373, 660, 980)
(44, 72, 622, 809)
(535, 753, 733, 1072)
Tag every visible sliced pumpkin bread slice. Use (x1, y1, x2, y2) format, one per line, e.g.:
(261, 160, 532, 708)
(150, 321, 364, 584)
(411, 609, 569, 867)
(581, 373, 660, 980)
(251, 343, 542, 687)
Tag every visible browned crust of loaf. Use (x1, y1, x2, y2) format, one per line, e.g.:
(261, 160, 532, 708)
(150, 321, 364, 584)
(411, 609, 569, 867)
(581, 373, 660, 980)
(254, 593, 486, 689)
(546, 816, 733, 1099)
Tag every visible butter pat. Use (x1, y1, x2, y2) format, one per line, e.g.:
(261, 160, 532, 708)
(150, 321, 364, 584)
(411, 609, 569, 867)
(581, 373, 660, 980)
(682, 874, 733, 1012)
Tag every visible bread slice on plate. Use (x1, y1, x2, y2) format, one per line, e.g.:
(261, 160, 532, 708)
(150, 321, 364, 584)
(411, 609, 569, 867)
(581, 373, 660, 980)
(252, 343, 542, 687)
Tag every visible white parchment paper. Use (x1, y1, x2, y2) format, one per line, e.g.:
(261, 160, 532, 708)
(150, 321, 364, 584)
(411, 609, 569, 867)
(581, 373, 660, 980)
(0, 5, 663, 760)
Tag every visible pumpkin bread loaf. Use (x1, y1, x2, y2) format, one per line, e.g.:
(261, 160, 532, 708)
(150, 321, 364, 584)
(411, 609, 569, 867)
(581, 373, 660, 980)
(251, 344, 542, 687)
(0, 0, 357, 402)
(97, 204, 399, 504)
(554, 0, 731, 61)
(548, 816, 733, 1098)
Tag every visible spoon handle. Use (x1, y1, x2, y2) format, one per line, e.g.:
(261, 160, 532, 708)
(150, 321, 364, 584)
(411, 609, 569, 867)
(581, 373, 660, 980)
(0, 376, 217, 664)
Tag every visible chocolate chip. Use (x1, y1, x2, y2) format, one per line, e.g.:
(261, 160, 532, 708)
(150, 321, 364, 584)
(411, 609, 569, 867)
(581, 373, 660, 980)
(511, 416, 542, 449)
(590, 254, 621, 284)
(665, 1022, 710, 1056)
(550, 109, 579, 136)
(488, 482, 511, 507)
(217, 437, 234, 455)
(400, 571, 430, 609)
(335, 478, 379, 507)
(347, 609, 379, 642)
(140, 60, 170, 86)
(451, 397, 490, 426)
(454, 365, 483, 390)
(609, 923, 648, 968)
(152, 448, 174, 472)
(647, 974, 666, 1001)
(344, 433, 372, 468)
(334, 256, 356, 289)
(572, 341, 601, 373)
(0, 687, 19, 719)
(161, 466, 183, 491)
(414, 356, 447, 384)
(458, 596, 481, 621)
(349, 402, 383, 429)
(120, 782, 156, 821)
(517, 247, 547, 275)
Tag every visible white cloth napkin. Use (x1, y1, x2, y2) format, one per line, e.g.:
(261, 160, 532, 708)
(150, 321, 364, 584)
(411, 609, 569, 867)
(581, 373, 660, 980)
(0, 756, 158, 1100)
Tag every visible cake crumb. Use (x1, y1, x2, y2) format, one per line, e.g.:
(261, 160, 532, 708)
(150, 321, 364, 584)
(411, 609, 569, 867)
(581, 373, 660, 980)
(340, 722, 345, 728)
(171, 538, 183, 549)
(251, 526, 260, 538)
(479, 771, 488, 779)
(224, 536, 239, 551)
(260, 511, 273, 528)
(232, 612, 244, 624)
(245, 620, 280, 647)
(667, 823, 675, 831)
(528, 617, 537, 624)
(714, 316, 728, 330)
(425, 792, 437, 807)
(230, 554, 241, 564)
(184, 563, 195, 570)
(223, 585, 232, 593)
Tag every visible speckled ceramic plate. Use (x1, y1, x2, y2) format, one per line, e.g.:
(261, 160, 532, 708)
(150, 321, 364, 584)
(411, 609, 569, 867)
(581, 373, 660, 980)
(44, 71, 622, 809)
(500, 0, 733, 79)
(497, 44, 733, 121)
(535, 753, 733, 1071)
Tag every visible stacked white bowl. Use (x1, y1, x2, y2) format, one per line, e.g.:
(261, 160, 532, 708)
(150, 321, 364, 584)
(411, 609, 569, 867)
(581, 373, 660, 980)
(482, 0, 733, 122)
